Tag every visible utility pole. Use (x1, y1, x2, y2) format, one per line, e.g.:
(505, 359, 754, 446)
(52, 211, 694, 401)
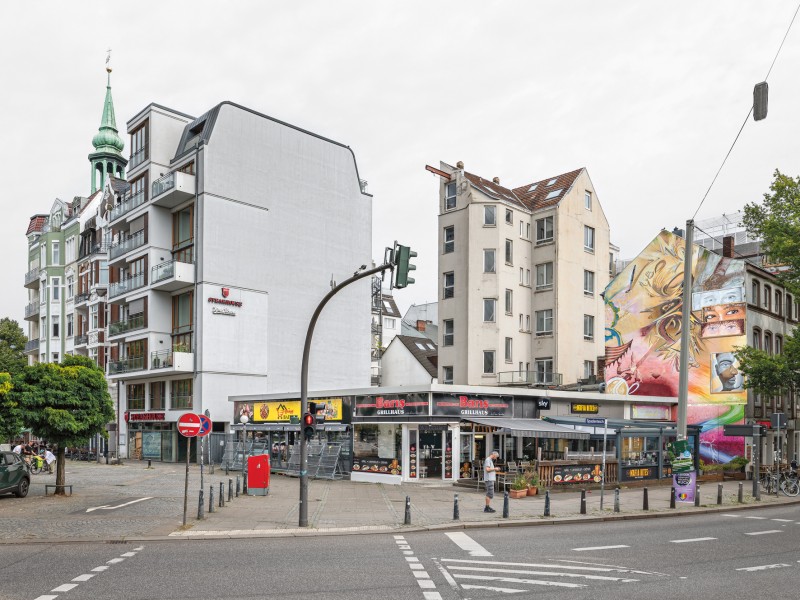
(677, 220, 694, 441)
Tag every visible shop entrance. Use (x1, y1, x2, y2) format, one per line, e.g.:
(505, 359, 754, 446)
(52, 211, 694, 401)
(418, 428, 443, 479)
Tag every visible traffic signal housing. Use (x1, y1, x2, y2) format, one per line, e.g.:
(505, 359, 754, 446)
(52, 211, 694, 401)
(394, 243, 417, 289)
(302, 411, 316, 441)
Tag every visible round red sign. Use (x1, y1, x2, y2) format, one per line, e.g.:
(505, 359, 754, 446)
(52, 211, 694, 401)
(177, 413, 202, 437)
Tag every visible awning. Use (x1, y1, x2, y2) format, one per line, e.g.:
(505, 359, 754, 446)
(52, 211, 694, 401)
(463, 418, 589, 440)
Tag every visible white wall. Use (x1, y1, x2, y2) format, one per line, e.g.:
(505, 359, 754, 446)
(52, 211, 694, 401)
(381, 341, 435, 386)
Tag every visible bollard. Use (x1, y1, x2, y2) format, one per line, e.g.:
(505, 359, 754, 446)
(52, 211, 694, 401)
(404, 496, 411, 525)
(738, 482, 744, 503)
(220, 482, 225, 507)
(225, 463, 229, 477)
(643, 487, 649, 511)
(453, 494, 460, 521)
(243, 471, 248, 495)
(695, 485, 700, 507)
(580, 489, 587, 515)
(670, 486, 676, 509)
(717, 483, 723, 505)
(147, 459, 152, 469)
(209, 462, 214, 475)
(209, 485, 215, 513)
(502, 491, 509, 518)
(614, 487, 620, 513)
(544, 490, 551, 517)
(229, 479, 233, 502)
(198, 489, 205, 520)
(236, 476, 241, 497)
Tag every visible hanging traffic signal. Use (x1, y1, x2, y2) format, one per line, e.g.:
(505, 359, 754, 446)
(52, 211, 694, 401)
(302, 412, 316, 441)
(394, 243, 417, 289)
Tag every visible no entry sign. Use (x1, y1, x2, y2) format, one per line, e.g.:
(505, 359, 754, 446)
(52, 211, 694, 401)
(177, 413, 202, 437)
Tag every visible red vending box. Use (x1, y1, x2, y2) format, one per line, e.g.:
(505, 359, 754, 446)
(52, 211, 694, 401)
(247, 454, 270, 496)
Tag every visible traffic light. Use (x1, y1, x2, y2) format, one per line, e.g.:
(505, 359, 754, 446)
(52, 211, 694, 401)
(302, 412, 316, 441)
(394, 243, 417, 289)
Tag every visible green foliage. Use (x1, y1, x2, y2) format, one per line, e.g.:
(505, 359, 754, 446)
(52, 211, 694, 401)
(0, 372, 21, 443)
(511, 474, 529, 491)
(0, 318, 27, 377)
(742, 170, 800, 296)
(524, 468, 539, 487)
(735, 331, 800, 398)
(725, 456, 749, 470)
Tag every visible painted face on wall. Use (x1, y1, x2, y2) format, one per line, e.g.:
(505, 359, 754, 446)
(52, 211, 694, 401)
(701, 319, 744, 339)
(692, 287, 745, 310)
(702, 303, 745, 322)
(711, 352, 744, 393)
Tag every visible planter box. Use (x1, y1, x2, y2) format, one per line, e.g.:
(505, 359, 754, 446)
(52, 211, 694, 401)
(724, 471, 747, 480)
(509, 488, 528, 499)
(698, 472, 724, 482)
(527, 486, 539, 496)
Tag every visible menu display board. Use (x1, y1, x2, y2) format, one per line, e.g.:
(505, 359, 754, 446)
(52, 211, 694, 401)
(409, 431, 417, 479)
(352, 457, 401, 475)
(621, 466, 659, 480)
(460, 461, 472, 479)
(354, 394, 429, 417)
(432, 394, 512, 418)
(552, 464, 603, 484)
(444, 431, 453, 479)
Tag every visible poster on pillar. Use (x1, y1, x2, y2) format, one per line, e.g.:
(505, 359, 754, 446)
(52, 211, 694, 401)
(673, 471, 696, 503)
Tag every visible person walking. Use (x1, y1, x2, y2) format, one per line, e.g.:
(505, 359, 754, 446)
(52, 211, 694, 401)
(484, 450, 500, 513)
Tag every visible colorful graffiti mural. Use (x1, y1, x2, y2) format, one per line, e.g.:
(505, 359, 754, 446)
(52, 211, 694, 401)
(604, 231, 746, 463)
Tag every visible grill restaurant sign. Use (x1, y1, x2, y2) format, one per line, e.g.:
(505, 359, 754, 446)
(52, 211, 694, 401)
(432, 394, 512, 417)
(209, 287, 242, 316)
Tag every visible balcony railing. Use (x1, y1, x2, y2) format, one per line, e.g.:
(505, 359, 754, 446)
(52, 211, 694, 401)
(109, 313, 146, 336)
(24, 339, 40, 353)
(129, 148, 147, 169)
(109, 190, 146, 222)
(74, 334, 89, 346)
(108, 356, 146, 375)
(74, 292, 90, 304)
(151, 349, 173, 370)
(497, 371, 563, 386)
(151, 259, 176, 284)
(79, 242, 109, 260)
(109, 229, 146, 260)
(24, 299, 41, 318)
(171, 394, 193, 410)
(24, 267, 40, 286)
(152, 172, 177, 197)
(109, 273, 146, 299)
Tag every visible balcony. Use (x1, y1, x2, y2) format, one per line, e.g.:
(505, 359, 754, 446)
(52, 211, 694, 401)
(151, 171, 195, 208)
(151, 259, 195, 292)
(108, 190, 146, 223)
(79, 242, 109, 260)
(109, 273, 146, 299)
(109, 313, 146, 337)
(129, 148, 147, 170)
(108, 356, 146, 375)
(497, 371, 563, 386)
(24, 267, 41, 288)
(74, 334, 89, 347)
(150, 348, 194, 373)
(24, 298, 41, 320)
(109, 229, 146, 260)
(74, 292, 90, 306)
(24, 339, 40, 354)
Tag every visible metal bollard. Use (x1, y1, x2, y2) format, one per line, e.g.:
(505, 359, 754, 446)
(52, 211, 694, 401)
(225, 463, 229, 476)
(502, 491, 509, 518)
(209, 462, 214, 475)
(580, 489, 587, 515)
(236, 476, 241, 497)
(220, 482, 225, 507)
(229, 479, 233, 502)
(670, 486, 676, 509)
(209, 485, 215, 513)
(404, 496, 411, 525)
(614, 487, 620, 513)
(643, 487, 649, 511)
(147, 459, 152, 469)
(198, 489, 205, 520)
(243, 472, 248, 495)
(453, 494, 460, 520)
(717, 483, 723, 505)
(738, 482, 744, 503)
(695, 485, 700, 507)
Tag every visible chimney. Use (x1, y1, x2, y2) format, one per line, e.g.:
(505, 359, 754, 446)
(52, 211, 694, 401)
(492, 177, 500, 184)
(416, 320, 426, 332)
(722, 235, 735, 258)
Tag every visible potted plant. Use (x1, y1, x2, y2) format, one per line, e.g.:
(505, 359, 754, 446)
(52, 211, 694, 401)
(723, 456, 748, 480)
(525, 469, 539, 495)
(509, 474, 529, 499)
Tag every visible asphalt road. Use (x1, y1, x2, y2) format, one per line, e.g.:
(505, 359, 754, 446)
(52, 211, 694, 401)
(3, 504, 799, 600)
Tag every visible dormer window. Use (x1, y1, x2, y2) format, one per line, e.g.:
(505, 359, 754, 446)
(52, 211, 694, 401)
(547, 178, 557, 186)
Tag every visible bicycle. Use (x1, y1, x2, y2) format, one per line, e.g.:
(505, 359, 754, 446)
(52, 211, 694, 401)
(760, 466, 799, 496)
(24, 454, 45, 475)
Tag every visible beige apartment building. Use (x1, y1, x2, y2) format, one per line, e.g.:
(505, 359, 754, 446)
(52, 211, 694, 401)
(430, 161, 611, 388)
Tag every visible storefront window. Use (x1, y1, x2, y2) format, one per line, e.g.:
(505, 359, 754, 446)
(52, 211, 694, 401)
(621, 436, 660, 466)
(353, 424, 402, 475)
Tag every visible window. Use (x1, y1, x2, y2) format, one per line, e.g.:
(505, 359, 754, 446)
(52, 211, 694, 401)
(483, 249, 496, 273)
(751, 280, 760, 305)
(787, 294, 793, 318)
(66, 276, 74, 299)
(584, 270, 595, 296)
(172, 291, 194, 352)
(40, 317, 46, 339)
(52, 315, 60, 338)
(535, 358, 554, 384)
(764, 331, 773, 355)
(536, 216, 553, 244)
(443, 272, 455, 299)
(52, 241, 60, 265)
(763, 285, 771, 310)
(483, 350, 495, 375)
(584, 360, 595, 379)
(483, 298, 496, 322)
(545, 189, 562, 200)
(128, 383, 146, 411)
(505, 337, 513, 362)
(505, 289, 513, 314)
(585, 190, 592, 210)
(443, 319, 454, 346)
(66, 313, 74, 337)
(150, 381, 166, 410)
(525, 314, 531, 332)
(384, 317, 396, 329)
(609, 252, 615, 276)
(775, 291, 782, 316)
(526, 222, 531, 239)
(445, 181, 457, 210)
(173, 206, 194, 263)
(584, 226, 595, 252)
(130, 120, 149, 167)
(90, 304, 99, 330)
(51, 277, 60, 302)
(536, 309, 553, 336)
(484, 205, 496, 226)
(442, 366, 454, 384)
(536, 262, 553, 290)
(776, 335, 783, 355)
(521, 269, 530, 286)
(505, 239, 513, 264)
(52, 352, 59, 364)
(519, 314, 523, 330)
(171, 379, 193, 410)
(505, 209, 513, 224)
(443, 226, 455, 253)
(752, 327, 762, 350)
(584, 314, 594, 340)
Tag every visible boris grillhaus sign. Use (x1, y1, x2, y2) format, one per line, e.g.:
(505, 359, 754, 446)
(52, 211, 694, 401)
(354, 394, 429, 417)
(432, 394, 512, 417)
(208, 287, 242, 316)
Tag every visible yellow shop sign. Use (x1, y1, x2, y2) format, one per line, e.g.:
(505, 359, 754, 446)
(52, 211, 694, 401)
(254, 398, 343, 422)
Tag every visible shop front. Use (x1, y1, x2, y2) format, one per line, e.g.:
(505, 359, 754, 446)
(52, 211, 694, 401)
(125, 411, 178, 462)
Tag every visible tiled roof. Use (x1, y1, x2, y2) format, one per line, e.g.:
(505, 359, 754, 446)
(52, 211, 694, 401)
(395, 335, 438, 378)
(376, 294, 401, 318)
(513, 168, 584, 211)
(108, 176, 130, 195)
(463, 172, 527, 210)
(26, 214, 48, 235)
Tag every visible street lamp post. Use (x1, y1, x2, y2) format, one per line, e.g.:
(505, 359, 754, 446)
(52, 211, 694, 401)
(240, 414, 249, 494)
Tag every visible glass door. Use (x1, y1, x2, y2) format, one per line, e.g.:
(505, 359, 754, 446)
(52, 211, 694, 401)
(419, 429, 443, 479)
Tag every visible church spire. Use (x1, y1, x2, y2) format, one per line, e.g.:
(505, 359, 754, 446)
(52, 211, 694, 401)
(89, 53, 127, 193)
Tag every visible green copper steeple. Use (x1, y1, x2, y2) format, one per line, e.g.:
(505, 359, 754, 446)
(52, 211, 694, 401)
(89, 65, 127, 193)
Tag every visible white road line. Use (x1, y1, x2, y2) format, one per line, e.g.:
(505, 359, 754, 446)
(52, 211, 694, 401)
(436, 563, 459, 590)
(771, 518, 793, 522)
(447, 566, 637, 582)
(454, 574, 586, 589)
(403, 550, 413, 555)
(553, 559, 658, 575)
(85, 497, 153, 513)
(412, 571, 431, 579)
(91, 566, 109, 572)
(409, 564, 425, 570)
(417, 579, 436, 589)
(443, 559, 647, 574)
(393, 536, 405, 539)
(572, 545, 629, 552)
(107, 557, 125, 564)
(745, 516, 767, 520)
(51, 584, 78, 592)
(670, 537, 717, 544)
(72, 574, 95, 582)
(120, 552, 137, 557)
(721, 514, 741, 517)
(34, 596, 59, 600)
(406, 557, 419, 562)
(422, 593, 443, 600)
(398, 545, 411, 549)
(461, 584, 527, 593)
(134, 546, 144, 551)
(744, 530, 783, 535)
(736, 563, 791, 572)
(445, 532, 493, 557)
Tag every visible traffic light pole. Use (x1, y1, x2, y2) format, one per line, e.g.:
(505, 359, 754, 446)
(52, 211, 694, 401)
(299, 262, 394, 527)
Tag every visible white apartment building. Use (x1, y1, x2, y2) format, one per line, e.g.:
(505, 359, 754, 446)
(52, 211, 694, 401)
(430, 161, 611, 388)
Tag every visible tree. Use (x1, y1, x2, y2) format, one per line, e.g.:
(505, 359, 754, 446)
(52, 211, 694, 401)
(735, 331, 800, 411)
(742, 170, 800, 296)
(0, 318, 27, 377)
(0, 372, 21, 444)
(10, 355, 115, 494)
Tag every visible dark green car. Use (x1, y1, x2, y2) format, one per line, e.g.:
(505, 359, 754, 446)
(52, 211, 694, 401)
(0, 451, 30, 497)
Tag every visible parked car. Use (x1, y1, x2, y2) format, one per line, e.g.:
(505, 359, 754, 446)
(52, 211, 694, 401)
(0, 451, 30, 497)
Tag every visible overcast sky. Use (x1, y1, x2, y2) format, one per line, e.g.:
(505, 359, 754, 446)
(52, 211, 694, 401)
(1, 1, 799, 326)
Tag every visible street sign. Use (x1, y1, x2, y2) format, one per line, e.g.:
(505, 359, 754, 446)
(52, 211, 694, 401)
(197, 414, 212, 437)
(177, 413, 202, 437)
(585, 417, 605, 425)
(723, 424, 763, 437)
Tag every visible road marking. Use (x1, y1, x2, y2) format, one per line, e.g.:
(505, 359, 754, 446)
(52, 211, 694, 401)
(454, 574, 586, 588)
(422, 593, 442, 600)
(413, 571, 431, 579)
(86, 497, 153, 513)
(721, 514, 741, 517)
(393, 535, 405, 539)
(120, 552, 137, 557)
(553, 559, 659, 575)
(436, 562, 459, 590)
(134, 546, 144, 551)
(744, 530, 782, 535)
(445, 532, 493, 557)
(572, 545, 629, 552)
(418, 579, 436, 589)
(461, 584, 527, 593)
(409, 564, 424, 570)
(51, 584, 78, 592)
(736, 563, 791, 572)
(107, 557, 125, 564)
(670, 537, 717, 544)
(443, 559, 650, 575)
(91, 566, 109, 572)
(34, 596, 59, 600)
(745, 516, 766, 520)
(72, 574, 95, 582)
(406, 557, 419, 562)
(447, 566, 637, 582)
(771, 518, 793, 522)
(403, 550, 413, 555)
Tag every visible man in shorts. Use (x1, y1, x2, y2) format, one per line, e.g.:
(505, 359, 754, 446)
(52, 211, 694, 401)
(484, 450, 500, 513)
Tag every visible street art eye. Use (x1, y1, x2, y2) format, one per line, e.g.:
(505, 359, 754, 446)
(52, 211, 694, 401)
(725, 308, 740, 316)
(705, 314, 718, 322)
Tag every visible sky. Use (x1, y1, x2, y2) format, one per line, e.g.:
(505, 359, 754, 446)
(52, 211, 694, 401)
(1, 1, 799, 326)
